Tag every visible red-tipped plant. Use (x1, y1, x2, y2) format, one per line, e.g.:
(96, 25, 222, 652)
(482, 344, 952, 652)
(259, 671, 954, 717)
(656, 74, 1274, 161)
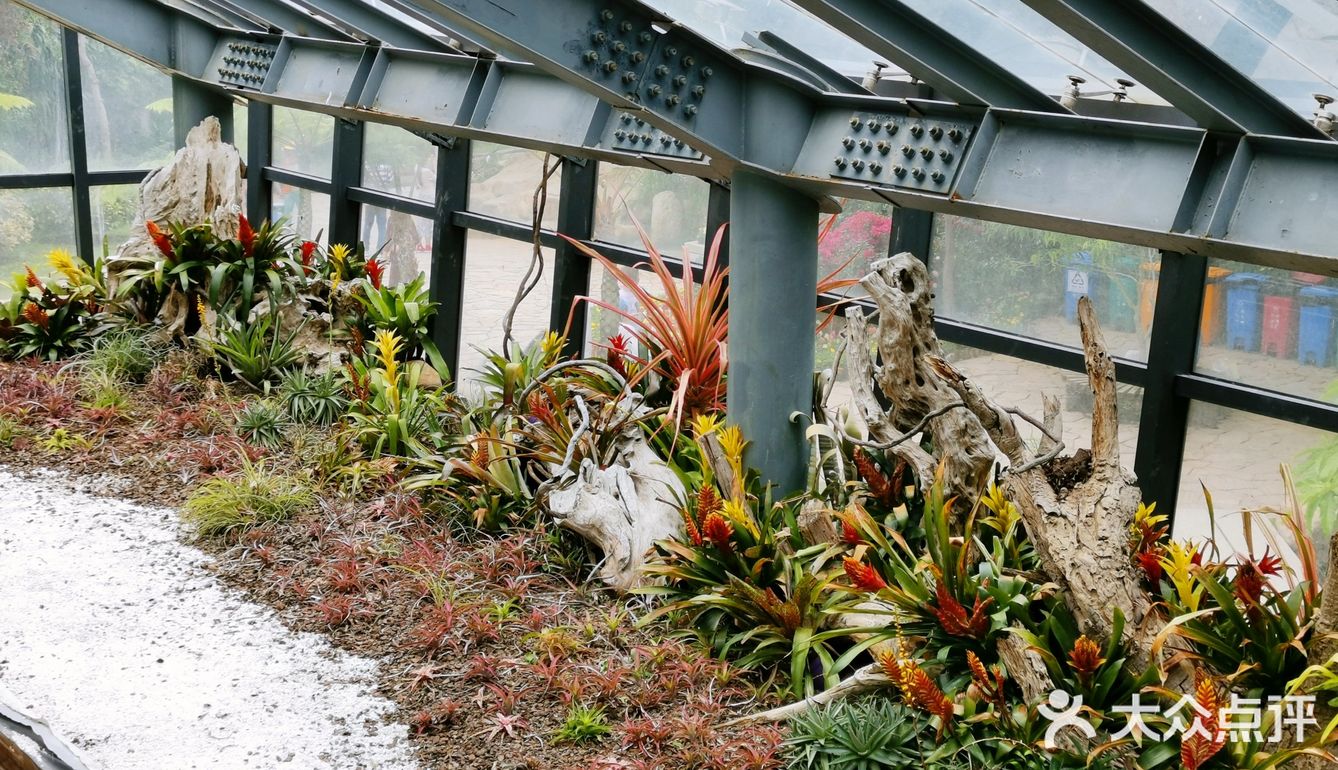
(566, 222, 728, 424)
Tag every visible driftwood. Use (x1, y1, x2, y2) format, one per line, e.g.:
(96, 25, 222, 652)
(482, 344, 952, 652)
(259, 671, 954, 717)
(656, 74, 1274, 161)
(546, 417, 685, 592)
(723, 663, 891, 726)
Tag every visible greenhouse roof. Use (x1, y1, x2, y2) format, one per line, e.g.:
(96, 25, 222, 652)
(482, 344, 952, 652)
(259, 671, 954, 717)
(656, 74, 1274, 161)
(17, 0, 1338, 276)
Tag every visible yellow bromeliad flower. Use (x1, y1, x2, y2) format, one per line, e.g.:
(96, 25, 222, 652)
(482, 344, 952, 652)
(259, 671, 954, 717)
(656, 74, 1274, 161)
(540, 330, 564, 365)
(1130, 501, 1167, 536)
(196, 297, 210, 333)
(721, 498, 760, 539)
(690, 413, 722, 438)
(329, 243, 351, 267)
(47, 249, 85, 286)
(374, 329, 403, 411)
(1161, 540, 1204, 612)
(717, 424, 746, 465)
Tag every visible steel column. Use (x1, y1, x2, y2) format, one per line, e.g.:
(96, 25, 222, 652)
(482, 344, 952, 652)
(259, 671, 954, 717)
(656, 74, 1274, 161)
(727, 171, 818, 493)
(60, 28, 94, 263)
(1134, 251, 1207, 518)
(246, 99, 272, 222)
(705, 181, 730, 267)
(327, 117, 364, 246)
(430, 138, 471, 381)
(550, 157, 598, 357)
(890, 206, 933, 261)
(172, 75, 235, 146)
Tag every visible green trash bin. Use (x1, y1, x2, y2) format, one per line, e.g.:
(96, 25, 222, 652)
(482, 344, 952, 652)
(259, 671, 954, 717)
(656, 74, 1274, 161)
(1099, 265, 1139, 333)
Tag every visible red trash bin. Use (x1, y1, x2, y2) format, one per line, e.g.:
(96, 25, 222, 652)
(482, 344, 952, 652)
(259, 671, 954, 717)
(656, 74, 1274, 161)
(1260, 293, 1295, 358)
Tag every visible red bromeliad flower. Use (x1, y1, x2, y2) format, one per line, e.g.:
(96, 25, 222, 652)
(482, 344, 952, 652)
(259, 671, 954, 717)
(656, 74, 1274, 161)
(1234, 550, 1283, 606)
(840, 517, 862, 545)
(21, 303, 49, 330)
(365, 258, 385, 289)
(1182, 670, 1226, 770)
(605, 334, 631, 379)
(1136, 547, 1165, 586)
(697, 484, 722, 520)
(238, 215, 255, 256)
(966, 650, 1006, 709)
(24, 267, 43, 289)
(879, 652, 954, 728)
(929, 581, 994, 638)
(681, 508, 703, 546)
(300, 240, 318, 263)
(526, 390, 554, 424)
(702, 513, 733, 553)
(853, 448, 896, 506)
(843, 557, 886, 592)
(145, 221, 173, 258)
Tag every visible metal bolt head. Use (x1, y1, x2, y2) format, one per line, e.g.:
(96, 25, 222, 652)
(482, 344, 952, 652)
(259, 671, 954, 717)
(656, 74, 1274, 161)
(931, 170, 945, 183)
(648, 84, 662, 96)
(683, 104, 697, 117)
(858, 138, 872, 152)
(901, 145, 913, 156)
(911, 168, 925, 180)
(631, 51, 645, 63)
(833, 157, 848, 169)
(639, 31, 653, 43)
(692, 85, 705, 98)
(620, 21, 633, 32)
(660, 135, 671, 145)
(849, 115, 863, 130)
(614, 129, 626, 140)
(869, 161, 882, 174)
(622, 72, 638, 84)
(611, 41, 626, 53)
(583, 50, 600, 63)
(655, 65, 669, 77)
(602, 60, 618, 73)
(919, 147, 933, 159)
(592, 31, 607, 43)
(885, 121, 898, 134)
(600, 9, 615, 21)
(682, 56, 695, 68)
(909, 124, 923, 137)
(672, 75, 687, 87)
(620, 112, 632, 124)
(701, 67, 713, 78)
(641, 134, 652, 144)
(893, 165, 906, 177)
(673, 138, 684, 147)
(851, 159, 865, 171)
(929, 126, 943, 140)
(868, 121, 880, 134)
(664, 46, 678, 58)
(938, 149, 953, 162)
(877, 140, 891, 155)
(666, 94, 681, 106)
(635, 116, 645, 126)
(842, 136, 855, 149)
(948, 128, 963, 143)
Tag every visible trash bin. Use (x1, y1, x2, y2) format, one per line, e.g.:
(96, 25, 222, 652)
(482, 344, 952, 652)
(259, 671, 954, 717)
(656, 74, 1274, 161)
(1224, 273, 1265, 352)
(1063, 251, 1094, 322)
(1298, 286, 1338, 366)
(1100, 266, 1138, 333)
(1259, 279, 1296, 359)
(1200, 266, 1231, 347)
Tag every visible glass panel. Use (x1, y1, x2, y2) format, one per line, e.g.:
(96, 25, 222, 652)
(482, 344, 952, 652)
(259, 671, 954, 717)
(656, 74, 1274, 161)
(361, 123, 436, 202)
(232, 101, 248, 158)
(930, 215, 1161, 362)
(594, 167, 709, 263)
(1144, 0, 1338, 117)
(469, 142, 561, 230)
(1195, 259, 1338, 403)
(0, 4, 69, 174)
(0, 187, 76, 291)
(818, 201, 893, 287)
(359, 205, 432, 286)
(270, 185, 330, 243)
(1176, 404, 1337, 562)
(940, 342, 1144, 470)
(583, 259, 700, 358)
(91, 184, 140, 256)
(642, 0, 884, 77)
(271, 106, 334, 179)
(457, 232, 554, 398)
(79, 36, 173, 172)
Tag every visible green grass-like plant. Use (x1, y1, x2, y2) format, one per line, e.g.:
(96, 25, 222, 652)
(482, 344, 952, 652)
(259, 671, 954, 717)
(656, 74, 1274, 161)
(73, 327, 165, 382)
(278, 367, 348, 427)
(551, 703, 610, 744)
(183, 459, 314, 537)
(786, 698, 924, 770)
(203, 310, 303, 389)
(235, 399, 288, 449)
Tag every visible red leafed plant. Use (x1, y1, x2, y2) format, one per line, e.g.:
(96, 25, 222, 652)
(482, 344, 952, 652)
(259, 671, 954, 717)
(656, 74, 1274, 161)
(1181, 669, 1227, 770)
(565, 222, 728, 424)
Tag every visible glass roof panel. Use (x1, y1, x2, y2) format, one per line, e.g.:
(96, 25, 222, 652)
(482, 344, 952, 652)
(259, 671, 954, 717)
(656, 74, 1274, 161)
(640, 0, 890, 79)
(1142, 0, 1338, 117)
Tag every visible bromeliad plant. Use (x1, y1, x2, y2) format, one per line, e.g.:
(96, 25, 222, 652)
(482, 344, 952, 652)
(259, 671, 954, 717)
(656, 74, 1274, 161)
(346, 329, 450, 459)
(567, 222, 728, 425)
(355, 273, 446, 373)
(2, 253, 107, 361)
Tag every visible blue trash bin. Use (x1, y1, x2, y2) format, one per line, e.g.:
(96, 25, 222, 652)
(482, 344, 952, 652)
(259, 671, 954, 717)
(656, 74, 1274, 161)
(1224, 273, 1265, 352)
(1297, 286, 1338, 366)
(1063, 251, 1094, 322)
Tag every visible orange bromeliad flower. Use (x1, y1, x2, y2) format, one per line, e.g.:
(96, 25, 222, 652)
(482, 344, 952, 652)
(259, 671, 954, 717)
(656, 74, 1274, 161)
(843, 557, 886, 592)
(929, 581, 994, 638)
(681, 508, 703, 546)
(366, 257, 385, 289)
(469, 435, 490, 468)
(967, 650, 1006, 709)
(852, 448, 896, 506)
(702, 513, 733, 552)
(697, 484, 723, 521)
(1182, 669, 1226, 770)
(21, 303, 49, 330)
(879, 651, 953, 728)
(24, 267, 43, 289)
(145, 221, 173, 258)
(1068, 635, 1106, 685)
(238, 215, 255, 256)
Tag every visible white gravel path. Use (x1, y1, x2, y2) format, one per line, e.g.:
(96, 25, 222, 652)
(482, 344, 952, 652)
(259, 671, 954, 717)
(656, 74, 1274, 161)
(0, 468, 419, 770)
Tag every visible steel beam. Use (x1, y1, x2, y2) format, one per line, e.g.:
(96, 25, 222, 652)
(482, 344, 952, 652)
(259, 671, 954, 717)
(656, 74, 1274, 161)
(728, 172, 818, 493)
(282, 0, 460, 52)
(1019, 0, 1325, 139)
(550, 157, 598, 357)
(431, 138, 471, 379)
(61, 28, 94, 264)
(788, 0, 1066, 113)
(246, 99, 273, 222)
(172, 75, 235, 145)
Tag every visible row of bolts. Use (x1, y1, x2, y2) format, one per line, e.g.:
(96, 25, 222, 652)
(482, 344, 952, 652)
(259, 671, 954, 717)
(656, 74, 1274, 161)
(836, 117, 964, 180)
